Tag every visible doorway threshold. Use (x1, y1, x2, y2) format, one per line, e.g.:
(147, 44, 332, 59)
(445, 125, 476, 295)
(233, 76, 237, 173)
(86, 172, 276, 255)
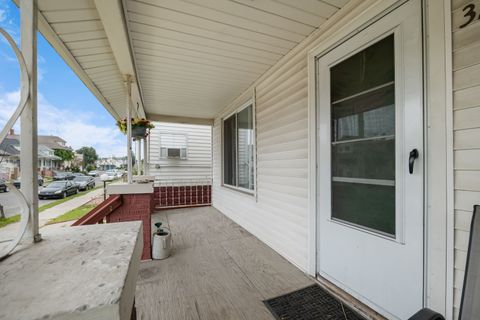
(314, 276, 387, 320)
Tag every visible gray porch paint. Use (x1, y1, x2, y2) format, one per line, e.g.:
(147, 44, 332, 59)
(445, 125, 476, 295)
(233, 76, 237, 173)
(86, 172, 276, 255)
(136, 207, 314, 320)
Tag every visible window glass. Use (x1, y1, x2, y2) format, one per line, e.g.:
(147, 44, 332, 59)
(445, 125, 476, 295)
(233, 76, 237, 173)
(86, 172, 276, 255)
(237, 105, 254, 190)
(330, 34, 396, 236)
(223, 115, 237, 186)
(223, 104, 254, 191)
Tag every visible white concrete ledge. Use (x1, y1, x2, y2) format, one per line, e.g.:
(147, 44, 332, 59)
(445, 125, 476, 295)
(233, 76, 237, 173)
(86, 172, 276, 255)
(0, 221, 143, 320)
(107, 182, 154, 195)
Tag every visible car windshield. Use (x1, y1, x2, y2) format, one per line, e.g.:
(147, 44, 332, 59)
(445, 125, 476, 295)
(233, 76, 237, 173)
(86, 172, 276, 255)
(48, 182, 66, 188)
(74, 177, 90, 181)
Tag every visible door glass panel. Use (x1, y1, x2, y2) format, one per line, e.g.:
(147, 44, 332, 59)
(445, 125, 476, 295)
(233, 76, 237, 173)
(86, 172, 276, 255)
(330, 34, 396, 236)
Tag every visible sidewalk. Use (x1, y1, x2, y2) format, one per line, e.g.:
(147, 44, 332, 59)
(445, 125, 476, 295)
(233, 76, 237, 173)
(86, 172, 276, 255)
(0, 188, 104, 251)
(38, 188, 103, 227)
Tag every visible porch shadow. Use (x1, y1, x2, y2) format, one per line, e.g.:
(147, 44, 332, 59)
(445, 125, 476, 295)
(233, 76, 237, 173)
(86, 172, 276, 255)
(135, 206, 314, 320)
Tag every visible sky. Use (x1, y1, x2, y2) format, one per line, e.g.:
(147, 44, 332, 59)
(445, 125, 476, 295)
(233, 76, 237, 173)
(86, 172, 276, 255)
(0, 0, 126, 157)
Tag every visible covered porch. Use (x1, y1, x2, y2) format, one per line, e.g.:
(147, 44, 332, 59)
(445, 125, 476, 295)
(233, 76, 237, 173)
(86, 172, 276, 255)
(137, 206, 315, 320)
(0, 0, 464, 319)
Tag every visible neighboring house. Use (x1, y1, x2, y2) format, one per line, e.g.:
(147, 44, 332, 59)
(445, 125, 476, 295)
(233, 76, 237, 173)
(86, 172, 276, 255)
(64, 153, 85, 171)
(148, 122, 212, 183)
(0, 138, 20, 180)
(1, 130, 68, 178)
(96, 156, 127, 171)
(37, 144, 62, 175)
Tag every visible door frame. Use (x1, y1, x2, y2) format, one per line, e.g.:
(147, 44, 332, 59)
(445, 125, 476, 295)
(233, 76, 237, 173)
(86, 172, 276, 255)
(306, 0, 454, 318)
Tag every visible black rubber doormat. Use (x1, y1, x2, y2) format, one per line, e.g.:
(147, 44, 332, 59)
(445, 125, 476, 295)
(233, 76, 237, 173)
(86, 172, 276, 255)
(264, 284, 366, 320)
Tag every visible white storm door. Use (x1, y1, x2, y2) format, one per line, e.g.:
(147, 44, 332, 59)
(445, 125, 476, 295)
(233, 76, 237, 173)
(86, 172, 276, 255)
(316, 1, 424, 319)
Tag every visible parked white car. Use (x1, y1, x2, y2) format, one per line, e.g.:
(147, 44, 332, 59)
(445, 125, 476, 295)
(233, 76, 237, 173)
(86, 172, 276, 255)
(105, 170, 117, 180)
(87, 170, 98, 177)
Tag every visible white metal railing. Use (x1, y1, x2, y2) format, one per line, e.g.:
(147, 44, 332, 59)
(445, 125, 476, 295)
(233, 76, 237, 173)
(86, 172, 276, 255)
(154, 177, 212, 187)
(154, 177, 212, 208)
(0, 26, 33, 259)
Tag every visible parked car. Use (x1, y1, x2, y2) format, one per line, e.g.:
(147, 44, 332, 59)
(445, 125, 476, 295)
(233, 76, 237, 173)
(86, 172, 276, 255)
(13, 175, 44, 189)
(72, 172, 85, 177)
(0, 179, 7, 192)
(87, 170, 98, 177)
(53, 172, 74, 181)
(38, 180, 78, 199)
(105, 170, 118, 180)
(73, 176, 95, 191)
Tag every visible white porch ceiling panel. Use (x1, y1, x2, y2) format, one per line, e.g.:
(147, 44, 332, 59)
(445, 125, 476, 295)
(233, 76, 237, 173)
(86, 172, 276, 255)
(124, 0, 347, 119)
(36, 0, 128, 118)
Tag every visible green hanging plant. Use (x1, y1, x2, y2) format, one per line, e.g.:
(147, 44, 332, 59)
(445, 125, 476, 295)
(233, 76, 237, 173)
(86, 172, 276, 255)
(116, 118, 155, 136)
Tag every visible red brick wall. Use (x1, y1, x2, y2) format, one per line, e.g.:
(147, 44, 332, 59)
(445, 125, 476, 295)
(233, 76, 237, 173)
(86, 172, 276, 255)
(106, 193, 153, 260)
(154, 185, 211, 209)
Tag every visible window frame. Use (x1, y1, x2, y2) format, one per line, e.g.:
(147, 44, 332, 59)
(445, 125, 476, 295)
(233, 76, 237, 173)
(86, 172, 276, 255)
(221, 99, 256, 195)
(159, 132, 188, 160)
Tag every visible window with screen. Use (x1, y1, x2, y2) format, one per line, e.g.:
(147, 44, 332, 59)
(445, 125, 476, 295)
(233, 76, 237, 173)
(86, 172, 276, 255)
(223, 103, 255, 192)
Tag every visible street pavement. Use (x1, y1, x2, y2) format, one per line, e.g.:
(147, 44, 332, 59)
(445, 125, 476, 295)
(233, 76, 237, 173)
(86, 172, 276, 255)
(0, 177, 102, 218)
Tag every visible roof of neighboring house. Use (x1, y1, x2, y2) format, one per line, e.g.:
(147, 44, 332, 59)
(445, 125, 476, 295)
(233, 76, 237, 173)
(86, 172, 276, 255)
(0, 139, 61, 160)
(0, 138, 20, 156)
(7, 134, 71, 150)
(38, 145, 62, 160)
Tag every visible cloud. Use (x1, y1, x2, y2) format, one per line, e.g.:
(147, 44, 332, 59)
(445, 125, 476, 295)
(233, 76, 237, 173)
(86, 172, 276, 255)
(0, 9, 5, 23)
(0, 90, 126, 157)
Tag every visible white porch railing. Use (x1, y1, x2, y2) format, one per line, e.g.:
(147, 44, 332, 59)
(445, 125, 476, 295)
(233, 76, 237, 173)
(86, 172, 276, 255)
(153, 178, 212, 209)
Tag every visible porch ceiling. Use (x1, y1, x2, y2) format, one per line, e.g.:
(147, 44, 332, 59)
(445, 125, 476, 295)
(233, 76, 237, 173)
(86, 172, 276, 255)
(15, 0, 145, 119)
(20, 0, 349, 122)
(125, 0, 348, 119)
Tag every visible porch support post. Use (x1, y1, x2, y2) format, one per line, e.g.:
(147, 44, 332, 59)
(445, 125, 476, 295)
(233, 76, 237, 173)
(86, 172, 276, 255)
(136, 140, 141, 175)
(143, 136, 148, 175)
(143, 135, 150, 175)
(125, 75, 133, 184)
(20, 0, 41, 242)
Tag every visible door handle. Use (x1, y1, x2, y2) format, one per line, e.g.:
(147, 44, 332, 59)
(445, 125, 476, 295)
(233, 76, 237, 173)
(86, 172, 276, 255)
(409, 149, 419, 174)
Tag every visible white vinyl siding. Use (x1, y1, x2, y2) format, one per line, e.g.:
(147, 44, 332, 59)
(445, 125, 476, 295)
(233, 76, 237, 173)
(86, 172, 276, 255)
(149, 122, 211, 182)
(212, 0, 398, 274)
(213, 45, 310, 270)
(452, 0, 480, 318)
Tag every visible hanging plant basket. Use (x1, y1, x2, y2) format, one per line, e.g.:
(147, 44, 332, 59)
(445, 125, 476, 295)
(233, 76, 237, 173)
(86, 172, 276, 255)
(116, 118, 155, 140)
(132, 126, 147, 139)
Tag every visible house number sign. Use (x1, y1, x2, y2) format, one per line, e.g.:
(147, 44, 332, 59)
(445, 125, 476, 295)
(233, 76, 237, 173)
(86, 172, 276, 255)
(460, 3, 480, 28)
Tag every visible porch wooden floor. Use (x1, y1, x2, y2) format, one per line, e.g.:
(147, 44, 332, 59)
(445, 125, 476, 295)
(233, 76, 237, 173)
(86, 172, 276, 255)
(135, 206, 314, 320)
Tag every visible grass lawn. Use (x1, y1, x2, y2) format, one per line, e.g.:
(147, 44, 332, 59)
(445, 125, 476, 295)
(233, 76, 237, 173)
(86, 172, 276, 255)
(0, 214, 21, 228)
(47, 203, 97, 224)
(0, 179, 117, 228)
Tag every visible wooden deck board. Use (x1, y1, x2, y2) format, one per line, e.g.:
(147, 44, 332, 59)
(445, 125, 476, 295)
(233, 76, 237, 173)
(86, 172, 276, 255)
(136, 206, 314, 320)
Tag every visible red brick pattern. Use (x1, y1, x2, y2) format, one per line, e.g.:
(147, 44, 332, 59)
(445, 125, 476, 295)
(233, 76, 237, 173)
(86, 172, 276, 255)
(154, 185, 211, 209)
(106, 193, 153, 260)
